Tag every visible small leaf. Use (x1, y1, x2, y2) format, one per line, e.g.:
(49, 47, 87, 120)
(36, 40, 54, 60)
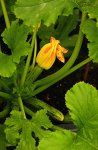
(16, 121, 36, 150)
(81, 19, 98, 62)
(0, 20, 31, 77)
(31, 109, 52, 139)
(5, 110, 52, 149)
(2, 20, 31, 63)
(5, 110, 24, 144)
(0, 52, 16, 77)
(32, 109, 52, 129)
(14, 0, 75, 26)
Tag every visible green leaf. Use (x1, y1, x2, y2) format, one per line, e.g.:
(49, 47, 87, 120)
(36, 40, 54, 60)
(39, 82, 98, 150)
(5, 110, 24, 144)
(31, 109, 53, 139)
(14, 0, 75, 26)
(2, 20, 31, 63)
(0, 21, 31, 77)
(71, 0, 98, 23)
(5, 110, 52, 149)
(0, 124, 6, 150)
(38, 9, 79, 49)
(5, 111, 37, 150)
(32, 109, 52, 129)
(65, 82, 98, 147)
(0, 52, 16, 77)
(81, 19, 98, 62)
(38, 130, 97, 150)
(16, 121, 36, 150)
(38, 130, 76, 150)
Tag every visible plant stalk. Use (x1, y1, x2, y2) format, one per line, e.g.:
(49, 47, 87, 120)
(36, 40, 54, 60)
(0, 0, 10, 28)
(24, 105, 35, 116)
(26, 65, 43, 84)
(17, 94, 26, 119)
(32, 58, 92, 95)
(20, 27, 37, 87)
(0, 103, 10, 118)
(0, 91, 12, 99)
(30, 37, 37, 70)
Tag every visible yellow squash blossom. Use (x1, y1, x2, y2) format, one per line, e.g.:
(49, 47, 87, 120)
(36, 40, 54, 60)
(36, 37, 68, 69)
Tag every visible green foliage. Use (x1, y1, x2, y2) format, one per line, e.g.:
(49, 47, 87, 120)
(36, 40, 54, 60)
(38, 130, 97, 150)
(0, 124, 6, 150)
(71, 0, 98, 23)
(38, 9, 79, 54)
(5, 109, 52, 149)
(0, 52, 16, 77)
(66, 82, 98, 148)
(0, 77, 11, 92)
(38, 130, 76, 150)
(0, 20, 31, 77)
(0, 0, 16, 17)
(38, 82, 98, 150)
(14, 0, 75, 27)
(1, 0, 98, 149)
(81, 19, 98, 62)
(2, 20, 31, 63)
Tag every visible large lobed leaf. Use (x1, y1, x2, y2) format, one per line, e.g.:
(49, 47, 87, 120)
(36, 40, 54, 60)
(38, 130, 76, 150)
(38, 82, 98, 150)
(14, 0, 75, 27)
(81, 19, 98, 62)
(0, 21, 31, 77)
(38, 129, 97, 150)
(65, 82, 98, 147)
(16, 121, 36, 150)
(5, 109, 52, 150)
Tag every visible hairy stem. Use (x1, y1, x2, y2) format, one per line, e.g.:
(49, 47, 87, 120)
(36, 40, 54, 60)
(24, 105, 35, 116)
(17, 94, 26, 119)
(0, 91, 12, 99)
(26, 65, 43, 84)
(30, 37, 37, 70)
(20, 27, 37, 87)
(0, 103, 10, 118)
(0, 0, 10, 28)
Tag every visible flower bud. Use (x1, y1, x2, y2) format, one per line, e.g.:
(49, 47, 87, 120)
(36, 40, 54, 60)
(36, 37, 68, 69)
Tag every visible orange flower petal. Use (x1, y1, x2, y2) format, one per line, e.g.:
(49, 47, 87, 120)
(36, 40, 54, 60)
(56, 49, 65, 63)
(36, 37, 59, 69)
(57, 45, 68, 54)
(36, 37, 68, 69)
(56, 45, 68, 63)
(43, 50, 56, 69)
